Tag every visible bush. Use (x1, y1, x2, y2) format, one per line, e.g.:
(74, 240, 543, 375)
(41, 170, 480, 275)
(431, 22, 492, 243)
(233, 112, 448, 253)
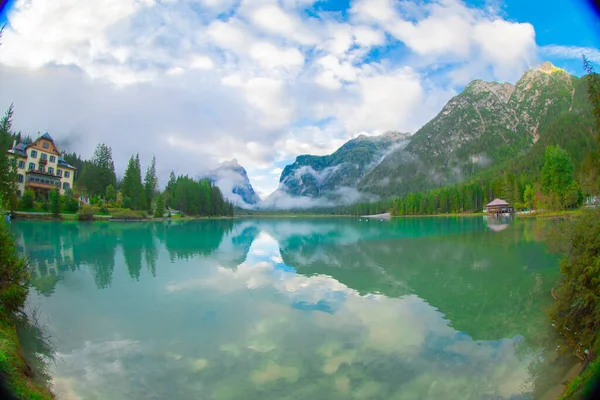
(63, 189, 79, 213)
(548, 208, 600, 359)
(99, 205, 109, 214)
(0, 211, 29, 314)
(77, 205, 95, 221)
(49, 189, 62, 217)
(20, 189, 34, 209)
(110, 210, 147, 220)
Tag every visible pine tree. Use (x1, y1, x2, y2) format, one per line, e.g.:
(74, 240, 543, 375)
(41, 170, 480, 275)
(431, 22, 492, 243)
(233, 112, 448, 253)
(85, 143, 117, 196)
(165, 171, 176, 209)
(144, 156, 157, 213)
(541, 145, 575, 209)
(135, 154, 147, 211)
(121, 155, 139, 210)
(154, 193, 165, 218)
(105, 184, 116, 203)
(0, 105, 17, 209)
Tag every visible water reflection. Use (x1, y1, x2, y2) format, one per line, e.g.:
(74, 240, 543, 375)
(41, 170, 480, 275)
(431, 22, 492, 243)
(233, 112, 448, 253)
(11, 218, 570, 399)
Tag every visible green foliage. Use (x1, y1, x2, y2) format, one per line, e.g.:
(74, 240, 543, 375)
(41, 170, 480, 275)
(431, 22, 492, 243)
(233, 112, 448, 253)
(165, 171, 176, 209)
(548, 209, 600, 359)
(144, 156, 157, 213)
(105, 184, 116, 203)
(121, 154, 146, 211)
(20, 190, 34, 210)
(541, 145, 577, 209)
(0, 105, 17, 209)
(110, 209, 147, 220)
(48, 190, 61, 218)
(0, 200, 29, 316)
(0, 319, 54, 400)
(72, 143, 117, 196)
(154, 193, 165, 218)
(63, 189, 79, 213)
(77, 205, 94, 221)
(583, 55, 600, 132)
(168, 175, 233, 217)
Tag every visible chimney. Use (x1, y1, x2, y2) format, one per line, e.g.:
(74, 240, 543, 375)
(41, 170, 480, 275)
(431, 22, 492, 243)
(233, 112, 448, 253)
(12, 139, 16, 150)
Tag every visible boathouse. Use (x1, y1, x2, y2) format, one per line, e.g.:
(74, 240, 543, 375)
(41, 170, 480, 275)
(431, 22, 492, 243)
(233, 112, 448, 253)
(484, 198, 513, 214)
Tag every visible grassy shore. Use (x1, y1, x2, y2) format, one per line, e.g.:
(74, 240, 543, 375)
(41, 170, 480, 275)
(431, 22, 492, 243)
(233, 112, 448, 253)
(0, 315, 53, 399)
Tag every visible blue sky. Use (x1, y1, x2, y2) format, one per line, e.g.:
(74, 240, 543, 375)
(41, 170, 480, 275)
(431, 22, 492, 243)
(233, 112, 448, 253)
(0, 0, 598, 204)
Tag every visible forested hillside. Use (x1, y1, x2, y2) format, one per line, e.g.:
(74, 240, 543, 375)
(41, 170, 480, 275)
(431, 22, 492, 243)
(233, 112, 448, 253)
(359, 62, 589, 197)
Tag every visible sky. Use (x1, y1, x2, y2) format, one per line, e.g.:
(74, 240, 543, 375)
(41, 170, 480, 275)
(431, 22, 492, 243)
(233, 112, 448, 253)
(0, 0, 598, 199)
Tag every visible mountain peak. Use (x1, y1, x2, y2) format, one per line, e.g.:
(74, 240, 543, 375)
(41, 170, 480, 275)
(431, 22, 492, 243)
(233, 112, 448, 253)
(221, 158, 240, 168)
(536, 61, 564, 74)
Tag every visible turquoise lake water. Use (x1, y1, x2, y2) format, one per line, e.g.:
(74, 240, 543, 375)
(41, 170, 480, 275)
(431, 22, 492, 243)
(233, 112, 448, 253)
(11, 217, 569, 399)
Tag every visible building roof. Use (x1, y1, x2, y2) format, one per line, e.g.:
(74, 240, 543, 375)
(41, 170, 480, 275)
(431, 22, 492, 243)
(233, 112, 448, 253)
(486, 198, 510, 207)
(58, 157, 76, 170)
(40, 132, 53, 141)
(13, 143, 27, 157)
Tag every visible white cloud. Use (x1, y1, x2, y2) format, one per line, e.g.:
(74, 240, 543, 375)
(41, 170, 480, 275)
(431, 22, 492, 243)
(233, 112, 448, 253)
(333, 66, 427, 134)
(189, 55, 215, 70)
(249, 42, 304, 69)
(250, 5, 297, 36)
(0, 0, 571, 200)
(539, 45, 600, 64)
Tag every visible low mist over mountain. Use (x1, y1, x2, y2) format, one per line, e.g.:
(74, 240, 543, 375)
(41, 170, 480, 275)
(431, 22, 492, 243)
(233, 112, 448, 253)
(255, 61, 594, 209)
(261, 132, 409, 208)
(204, 159, 261, 207)
(359, 62, 585, 197)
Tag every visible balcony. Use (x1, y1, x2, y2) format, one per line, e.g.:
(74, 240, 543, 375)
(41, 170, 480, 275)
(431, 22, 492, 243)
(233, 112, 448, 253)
(39, 158, 47, 165)
(25, 171, 61, 190)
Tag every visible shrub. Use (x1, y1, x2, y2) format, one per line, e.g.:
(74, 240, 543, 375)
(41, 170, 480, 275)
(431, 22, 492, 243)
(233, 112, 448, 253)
(0, 209, 29, 314)
(77, 205, 95, 221)
(154, 194, 165, 218)
(548, 208, 600, 359)
(110, 210, 147, 220)
(63, 189, 79, 213)
(20, 189, 34, 209)
(49, 189, 62, 217)
(99, 205, 109, 214)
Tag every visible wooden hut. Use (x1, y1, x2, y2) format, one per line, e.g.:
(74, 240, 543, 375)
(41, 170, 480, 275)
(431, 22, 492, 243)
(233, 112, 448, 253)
(485, 198, 513, 215)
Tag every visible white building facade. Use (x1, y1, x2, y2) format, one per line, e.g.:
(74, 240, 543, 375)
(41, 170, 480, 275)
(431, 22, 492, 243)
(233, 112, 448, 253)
(7, 133, 76, 198)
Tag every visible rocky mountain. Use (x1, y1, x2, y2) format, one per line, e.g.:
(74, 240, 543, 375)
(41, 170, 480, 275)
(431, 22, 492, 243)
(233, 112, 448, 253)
(274, 131, 409, 201)
(205, 159, 261, 206)
(358, 62, 586, 197)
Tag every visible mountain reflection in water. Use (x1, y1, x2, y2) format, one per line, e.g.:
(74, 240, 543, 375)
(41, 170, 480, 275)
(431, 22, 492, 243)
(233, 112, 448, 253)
(11, 218, 573, 400)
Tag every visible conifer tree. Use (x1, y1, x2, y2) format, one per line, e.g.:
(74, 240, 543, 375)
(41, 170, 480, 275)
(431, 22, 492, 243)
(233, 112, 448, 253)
(0, 105, 17, 208)
(144, 156, 157, 213)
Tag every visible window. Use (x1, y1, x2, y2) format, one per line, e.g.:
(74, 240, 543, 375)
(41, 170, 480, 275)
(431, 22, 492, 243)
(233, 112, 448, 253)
(40, 153, 47, 160)
(63, 182, 70, 190)
(38, 165, 45, 172)
(42, 141, 49, 149)
(30, 150, 37, 158)
(50, 155, 56, 163)
(57, 169, 63, 177)
(48, 167, 54, 175)
(10, 158, 16, 166)
(17, 174, 23, 183)
(18, 160, 25, 169)
(28, 163, 35, 170)
(64, 171, 70, 178)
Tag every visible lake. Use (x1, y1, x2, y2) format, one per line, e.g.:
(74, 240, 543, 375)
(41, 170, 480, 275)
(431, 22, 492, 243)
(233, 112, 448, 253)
(11, 217, 571, 399)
